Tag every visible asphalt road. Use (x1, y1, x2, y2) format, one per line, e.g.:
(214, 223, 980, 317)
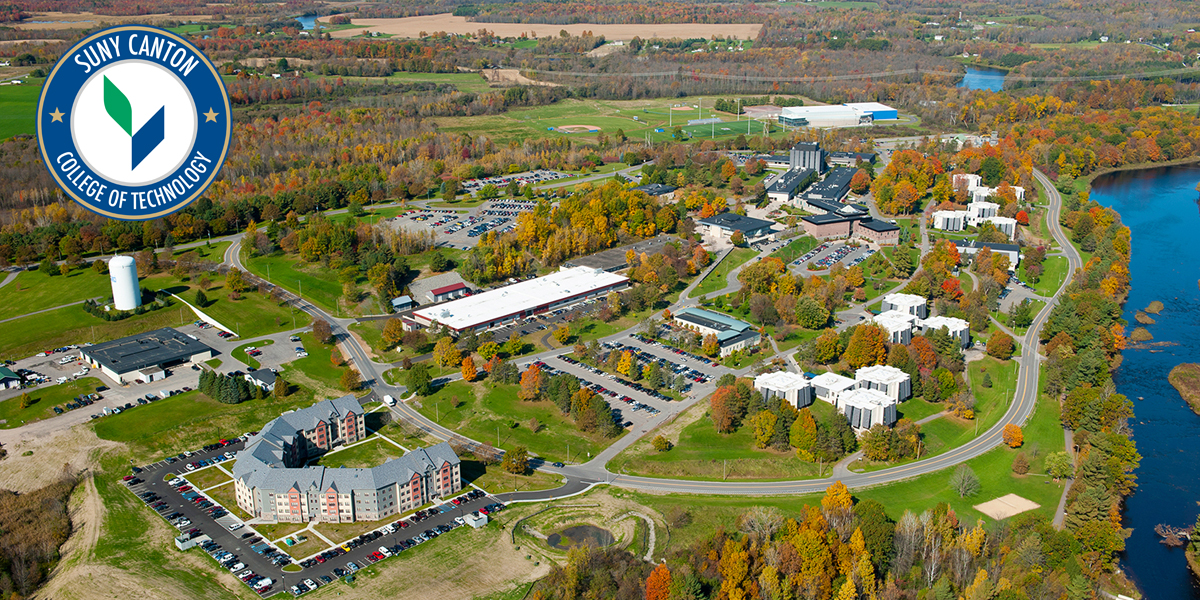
(206, 165, 1078, 504)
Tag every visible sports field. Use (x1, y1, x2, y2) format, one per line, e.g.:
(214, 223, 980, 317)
(431, 96, 774, 144)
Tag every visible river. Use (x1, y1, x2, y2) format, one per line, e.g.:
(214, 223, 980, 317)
(1090, 163, 1200, 598)
(959, 66, 1006, 91)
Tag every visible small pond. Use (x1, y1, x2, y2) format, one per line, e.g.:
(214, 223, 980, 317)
(547, 524, 615, 550)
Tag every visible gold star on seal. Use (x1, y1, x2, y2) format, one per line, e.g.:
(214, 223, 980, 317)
(49, 107, 64, 122)
(203, 107, 219, 122)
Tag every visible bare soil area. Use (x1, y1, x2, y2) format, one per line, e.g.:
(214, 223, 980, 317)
(0, 426, 122, 493)
(324, 14, 762, 41)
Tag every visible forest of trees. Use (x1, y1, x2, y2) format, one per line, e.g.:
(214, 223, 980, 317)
(0, 473, 78, 598)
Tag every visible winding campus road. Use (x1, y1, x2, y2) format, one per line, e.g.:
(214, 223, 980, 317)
(206, 165, 1080, 501)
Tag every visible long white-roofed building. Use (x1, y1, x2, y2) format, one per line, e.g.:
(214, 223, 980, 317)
(754, 371, 814, 409)
(855, 365, 912, 402)
(411, 266, 628, 334)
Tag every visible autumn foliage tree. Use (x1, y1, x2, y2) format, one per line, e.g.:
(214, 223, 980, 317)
(461, 356, 477, 382)
(645, 563, 671, 600)
(1003, 423, 1024, 448)
(518, 364, 544, 401)
(843, 324, 888, 369)
(710, 386, 738, 433)
(987, 331, 1015, 359)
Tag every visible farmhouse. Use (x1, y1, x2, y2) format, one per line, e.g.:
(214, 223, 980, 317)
(673, 308, 761, 357)
(412, 267, 628, 334)
(233, 396, 461, 523)
(80, 328, 213, 385)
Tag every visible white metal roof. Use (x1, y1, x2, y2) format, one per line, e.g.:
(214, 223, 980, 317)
(413, 267, 627, 331)
(855, 364, 910, 386)
(920, 315, 970, 332)
(810, 371, 856, 391)
(843, 101, 896, 113)
(839, 387, 896, 409)
(754, 371, 810, 391)
(883, 293, 925, 310)
(872, 310, 919, 333)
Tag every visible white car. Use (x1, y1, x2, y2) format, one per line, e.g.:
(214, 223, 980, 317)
(304, 579, 318, 589)
(228, 562, 245, 572)
(383, 395, 395, 407)
(228, 523, 244, 531)
(377, 546, 391, 557)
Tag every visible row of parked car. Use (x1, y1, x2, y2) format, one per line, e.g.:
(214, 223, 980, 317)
(811, 244, 855, 270)
(531, 359, 634, 428)
(466, 217, 510, 237)
(480, 200, 537, 217)
(846, 248, 876, 268)
(791, 242, 831, 267)
(443, 215, 484, 234)
(629, 333, 721, 368)
(199, 536, 274, 595)
(459, 169, 567, 194)
(607, 340, 712, 384)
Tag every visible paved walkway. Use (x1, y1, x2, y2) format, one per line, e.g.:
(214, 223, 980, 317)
(0, 298, 96, 324)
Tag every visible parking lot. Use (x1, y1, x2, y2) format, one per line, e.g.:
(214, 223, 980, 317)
(388, 199, 544, 251)
(459, 169, 568, 196)
(130, 431, 506, 597)
(485, 296, 604, 342)
(790, 242, 873, 271)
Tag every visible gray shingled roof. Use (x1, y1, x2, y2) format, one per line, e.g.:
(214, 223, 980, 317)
(233, 395, 459, 495)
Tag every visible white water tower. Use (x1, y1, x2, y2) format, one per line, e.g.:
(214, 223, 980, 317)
(109, 256, 141, 311)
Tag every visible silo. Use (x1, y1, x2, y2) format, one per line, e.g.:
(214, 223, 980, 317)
(109, 256, 141, 311)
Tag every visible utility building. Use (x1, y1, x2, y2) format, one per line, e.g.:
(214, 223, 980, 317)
(80, 328, 213, 385)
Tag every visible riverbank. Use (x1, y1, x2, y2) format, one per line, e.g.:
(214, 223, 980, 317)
(1169, 363, 1200, 415)
(1075, 155, 1200, 193)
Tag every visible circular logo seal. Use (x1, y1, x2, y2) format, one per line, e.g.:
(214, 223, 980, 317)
(37, 25, 230, 221)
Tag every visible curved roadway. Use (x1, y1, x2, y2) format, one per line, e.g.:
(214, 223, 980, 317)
(216, 167, 1079, 500)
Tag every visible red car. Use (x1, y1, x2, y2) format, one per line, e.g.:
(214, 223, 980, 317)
(122, 475, 134, 481)
(451, 498, 461, 505)
(479, 507, 490, 515)
(177, 485, 192, 492)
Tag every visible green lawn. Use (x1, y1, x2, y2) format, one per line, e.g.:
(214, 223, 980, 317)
(318, 436, 405, 468)
(142, 273, 310, 339)
(608, 401, 840, 481)
(92, 387, 322, 462)
(691, 247, 757, 298)
(0, 377, 104, 429)
(1030, 255, 1068, 296)
(414, 381, 622, 463)
(460, 458, 564, 495)
(897, 397, 943, 422)
(233, 339, 273, 370)
(242, 252, 351, 315)
(0, 267, 113, 321)
(281, 333, 346, 394)
(184, 464, 233, 490)
(173, 241, 230, 263)
(348, 321, 413, 363)
(0, 80, 38, 139)
(915, 357, 1017, 456)
(0, 303, 193, 363)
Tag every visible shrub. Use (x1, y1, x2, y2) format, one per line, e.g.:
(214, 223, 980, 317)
(1012, 452, 1030, 475)
(652, 435, 672, 452)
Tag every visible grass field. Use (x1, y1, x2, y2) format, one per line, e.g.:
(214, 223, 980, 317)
(184, 464, 233, 491)
(173, 241, 231, 263)
(1030, 255, 1068, 297)
(0, 377, 103, 429)
(142, 272, 310, 339)
(92, 387, 322, 462)
(691, 247, 757, 298)
(768, 236, 820, 263)
(897, 397, 943, 422)
(461, 458, 564, 494)
(281, 332, 346, 394)
(0, 302, 194, 363)
(242, 251, 355, 315)
(413, 380, 622, 463)
(318, 436, 406, 468)
(0, 81, 38, 139)
(0, 267, 113, 321)
(609, 400, 842, 481)
(387, 71, 493, 94)
(431, 96, 773, 146)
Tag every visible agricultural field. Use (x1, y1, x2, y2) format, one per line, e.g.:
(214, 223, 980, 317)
(321, 14, 762, 41)
(0, 80, 38, 139)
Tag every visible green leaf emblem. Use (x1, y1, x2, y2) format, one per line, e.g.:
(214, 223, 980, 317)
(103, 75, 132, 136)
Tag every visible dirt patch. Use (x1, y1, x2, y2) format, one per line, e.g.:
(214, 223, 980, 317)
(0, 426, 122, 493)
(556, 124, 601, 133)
(670, 106, 695, 111)
(1169, 363, 1200, 416)
(586, 43, 626, 57)
(15, 12, 214, 30)
(324, 14, 762, 41)
(973, 493, 1040, 520)
(479, 68, 560, 87)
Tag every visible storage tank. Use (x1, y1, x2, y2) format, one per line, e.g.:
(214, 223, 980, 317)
(109, 255, 141, 311)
